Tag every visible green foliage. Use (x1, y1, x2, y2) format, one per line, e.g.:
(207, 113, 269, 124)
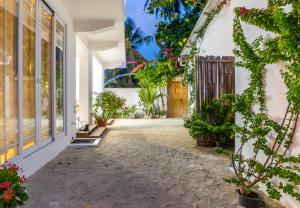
(119, 105, 138, 118)
(155, 4, 205, 56)
(134, 60, 177, 88)
(182, 0, 230, 101)
(138, 86, 165, 117)
(225, 0, 300, 202)
(214, 147, 226, 154)
(92, 91, 126, 119)
(0, 163, 28, 208)
(184, 95, 235, 145)
(135, 59, 177, 113)
(144, 0, 200, 20)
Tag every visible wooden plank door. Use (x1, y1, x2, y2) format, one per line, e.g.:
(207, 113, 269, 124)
(167, 81, 188, 118)
(195, 56, 235, 113)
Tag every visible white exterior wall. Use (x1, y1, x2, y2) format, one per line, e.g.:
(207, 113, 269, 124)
(76, 37, 90, 124)
(194, 1, 300, 207)
(106, 88, 141, 107)
(92, 55, 104, 95)
(105, 88, 167, 112)
(18, 0, 77, 177)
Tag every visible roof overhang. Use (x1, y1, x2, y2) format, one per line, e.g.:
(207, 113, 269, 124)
(60, 0, 126, 69)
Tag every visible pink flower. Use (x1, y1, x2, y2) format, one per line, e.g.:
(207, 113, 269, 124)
(9, 164, 20, 171)
(239, 7, 249, 16)
(2, 189, 14, 202)
(0, 181, 10, 189)
(19, 176, 26, 184)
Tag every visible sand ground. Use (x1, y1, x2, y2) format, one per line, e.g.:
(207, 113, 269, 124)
(24, 119, 282, 208)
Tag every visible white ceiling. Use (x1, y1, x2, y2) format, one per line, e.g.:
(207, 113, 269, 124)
(60, 0, 126, 69)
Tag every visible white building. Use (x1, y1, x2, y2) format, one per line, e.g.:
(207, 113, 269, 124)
(0, 0, 126, 177)
(181, 0, 300, 207)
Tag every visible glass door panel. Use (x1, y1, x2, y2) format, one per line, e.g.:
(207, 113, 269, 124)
(40, 4, 53, 141)
(5, 0, 18, 160)
(55, 20, 64, 135)
(0, 0, 5, 160)
(23, 0, 37, 150)
(0, 0, 19, 162)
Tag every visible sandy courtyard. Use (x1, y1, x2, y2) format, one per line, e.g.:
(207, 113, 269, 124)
(24, 119, 244, 208)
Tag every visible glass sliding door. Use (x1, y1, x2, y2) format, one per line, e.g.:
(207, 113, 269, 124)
(0, 0, 5, 162)
(0, 0, 19, 163)
(23, 0, 37, 151)
(40, 3, 53, 141)
(55, 19, 65, 135)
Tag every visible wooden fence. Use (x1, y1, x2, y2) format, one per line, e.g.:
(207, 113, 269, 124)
(194, 56, 235, 146)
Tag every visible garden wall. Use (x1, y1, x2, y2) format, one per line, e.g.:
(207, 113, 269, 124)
(195, 0, 300, 207)
(105, 88, 167, 113)
(106, 88, 141, 107)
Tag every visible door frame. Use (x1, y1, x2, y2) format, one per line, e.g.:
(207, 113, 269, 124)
(53, 15, 66, 139)
(37, 1, 55, 148)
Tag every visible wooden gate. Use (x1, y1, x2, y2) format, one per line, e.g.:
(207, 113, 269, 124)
(194, 56, 235, 146)
(167, 81, 188, 118)
(195, 56, 235, 112)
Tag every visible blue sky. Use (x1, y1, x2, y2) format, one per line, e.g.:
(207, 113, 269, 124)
(126, 0, 161, 60)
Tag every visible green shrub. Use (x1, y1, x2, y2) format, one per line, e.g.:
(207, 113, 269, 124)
(92, 91, 126, 119)
(184, 95, 235, 146)
(0, 163, 28, 207)
(139, 86, 165, 117)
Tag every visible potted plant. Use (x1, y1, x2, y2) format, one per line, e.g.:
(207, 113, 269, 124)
(92, 91, 126, 127)
(0, 163, 28, 207)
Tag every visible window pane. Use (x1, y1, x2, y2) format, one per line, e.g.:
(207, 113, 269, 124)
(2, 0, 19, 160)
(5, 0, 19, 158)
(55, 20, 64, 135)
(0, 0, 4, 151)
(40, 6, 53, 141)
(23, 0, 36, 150)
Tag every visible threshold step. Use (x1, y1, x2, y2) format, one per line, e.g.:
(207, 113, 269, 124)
(89, 127, 106, 138)
(76, 124, 98, 138)
(68, 138, 102, 148)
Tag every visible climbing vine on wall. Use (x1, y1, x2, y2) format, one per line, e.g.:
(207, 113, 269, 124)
(225, 0, 300, 201)
(182, 0, 230, 103)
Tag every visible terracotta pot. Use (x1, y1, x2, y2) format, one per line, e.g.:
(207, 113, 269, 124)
(236, 189, 264, 208)
(96, 119, 107, 127)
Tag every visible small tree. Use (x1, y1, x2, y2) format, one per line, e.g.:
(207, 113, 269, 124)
(92, 91, 126, 120)
(134, 60, 176, 111)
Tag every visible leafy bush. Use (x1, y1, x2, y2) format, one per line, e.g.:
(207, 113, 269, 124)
(139, 86, 165, 117)
(134, 60, 176, 112)
(92, 91, 126, 120)
(184, 95, 235, 146)
(0, 163, 28, 207)
(119, 105, 137, 118)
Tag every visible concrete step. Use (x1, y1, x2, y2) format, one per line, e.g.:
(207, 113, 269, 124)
(76, 124, 98, 138)
(89, 127, 106, 138)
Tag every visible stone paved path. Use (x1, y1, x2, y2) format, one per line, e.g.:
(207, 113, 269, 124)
(24, 119, 241, 208)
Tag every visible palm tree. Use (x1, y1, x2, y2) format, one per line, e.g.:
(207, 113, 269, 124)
(125, 17, 153, 59)
(144, 0, 188, 19)
(125, 17, 152, 87)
